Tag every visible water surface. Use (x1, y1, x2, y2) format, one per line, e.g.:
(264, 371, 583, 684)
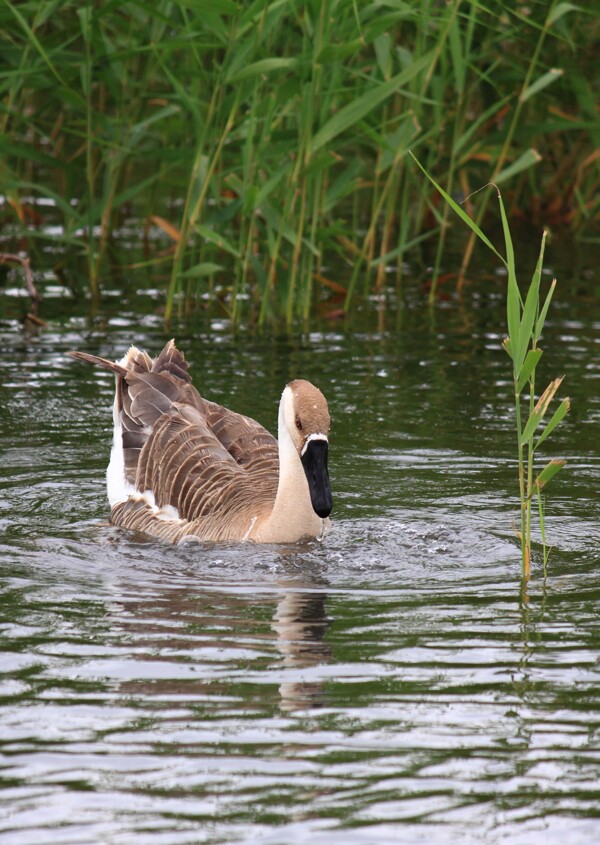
(1, 279, 599, 844)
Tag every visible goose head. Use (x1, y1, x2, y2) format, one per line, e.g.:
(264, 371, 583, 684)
(281, 379, 333, 519)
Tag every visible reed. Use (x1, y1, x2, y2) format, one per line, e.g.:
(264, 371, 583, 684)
(1, 1, 597, 324)
(413, 154, 569, 578)
(502, 222, 569, 579)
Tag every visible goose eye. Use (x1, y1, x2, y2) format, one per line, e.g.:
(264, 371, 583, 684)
(295, 416, 303, 431)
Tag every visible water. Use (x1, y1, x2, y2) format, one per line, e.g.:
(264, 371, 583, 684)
(1, 279, 600, 843)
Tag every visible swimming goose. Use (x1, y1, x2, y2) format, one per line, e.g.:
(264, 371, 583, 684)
(68, 340, 332, 544)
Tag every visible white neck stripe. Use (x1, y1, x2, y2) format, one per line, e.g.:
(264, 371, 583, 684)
(301, 432, 328, 456)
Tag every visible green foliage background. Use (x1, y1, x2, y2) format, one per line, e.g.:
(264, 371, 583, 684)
(1, 0, 598, 324)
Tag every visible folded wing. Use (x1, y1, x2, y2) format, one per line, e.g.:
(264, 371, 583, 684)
(69, 340, 279, 540)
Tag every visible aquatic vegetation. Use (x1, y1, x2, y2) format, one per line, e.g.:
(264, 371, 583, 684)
(413, 154, 569, 578)
(1, 1, 597, 324)
(501, 221, 569, 579)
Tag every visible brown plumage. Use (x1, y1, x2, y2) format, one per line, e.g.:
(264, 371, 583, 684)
(68, 340, 333, 544)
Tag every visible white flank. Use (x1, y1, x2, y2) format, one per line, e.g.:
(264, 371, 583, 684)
(105, 348, 180, 517)
(106, 348, 139, 508)
(106, 385, 136, 507)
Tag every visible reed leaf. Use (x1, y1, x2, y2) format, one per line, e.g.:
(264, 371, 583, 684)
(226, 57, 300, 83)
(495, 149, 542, 186)
(181, 262, 225, 278)
(409, 155, 503, 262)
(533, 459, 567, 492)
(498, 190, 521, 373)
(521, 68, 564, 103)
(516, 349, 543, 394)
(535, 279, 557, 342)
(310, 50, 434, 155)
(548, 2, 581, 25)
(520, 377, 564, 446)
(516, 230, 547, 372)
(195, 225, 240, 258)
(535, 398, 570, 451)
(2, 0, 70, 89)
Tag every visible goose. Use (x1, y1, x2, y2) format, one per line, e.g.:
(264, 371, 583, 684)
(68, 340, 332, 544)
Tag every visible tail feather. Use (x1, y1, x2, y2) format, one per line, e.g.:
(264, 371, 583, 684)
(67, 350, 127, 376)
(69, 340, 195, 501)
(122, 346, 153, 373)
(151, 339, 191, 383)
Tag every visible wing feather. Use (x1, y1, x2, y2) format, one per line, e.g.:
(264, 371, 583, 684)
(70, 339, 281, 541)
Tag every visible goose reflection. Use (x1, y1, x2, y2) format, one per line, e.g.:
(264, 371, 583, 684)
(271, 577, 331, 711)
(107, 551, 331, 712)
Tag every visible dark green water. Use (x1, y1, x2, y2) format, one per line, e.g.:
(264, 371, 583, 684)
(1, 268, 599, 843)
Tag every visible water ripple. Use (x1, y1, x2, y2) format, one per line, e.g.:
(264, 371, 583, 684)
(1, 311, 600, 844)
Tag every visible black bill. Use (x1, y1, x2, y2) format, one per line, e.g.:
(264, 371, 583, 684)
(301, 439, 333, 518)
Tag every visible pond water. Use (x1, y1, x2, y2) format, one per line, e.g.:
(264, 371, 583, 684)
(1, 263, 599, 844)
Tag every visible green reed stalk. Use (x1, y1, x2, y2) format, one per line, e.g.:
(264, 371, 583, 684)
(412, 153, 569, 578)
(165, 90, 240, 325)
(428, 0, 477, 303)
(78, 6, 99, 306)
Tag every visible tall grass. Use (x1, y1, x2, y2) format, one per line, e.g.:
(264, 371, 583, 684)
(1, 1, 598, 325)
